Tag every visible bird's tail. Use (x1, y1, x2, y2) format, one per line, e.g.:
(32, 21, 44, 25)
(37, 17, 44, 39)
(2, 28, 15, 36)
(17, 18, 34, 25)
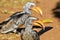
(0, 17, 11, 29)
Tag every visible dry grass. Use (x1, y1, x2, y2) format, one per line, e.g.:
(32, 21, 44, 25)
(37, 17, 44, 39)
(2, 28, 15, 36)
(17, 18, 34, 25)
(0, 33, 21, 40)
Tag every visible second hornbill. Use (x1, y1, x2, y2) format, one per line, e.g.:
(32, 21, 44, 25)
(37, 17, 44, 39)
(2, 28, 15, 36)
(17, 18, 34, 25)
(21, 16, 43, 40)
(0, 2, 43, 33)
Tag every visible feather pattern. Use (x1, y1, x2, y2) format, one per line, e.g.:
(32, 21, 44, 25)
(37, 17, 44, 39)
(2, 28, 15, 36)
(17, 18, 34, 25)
(21, 17, 39, 40)
(0, 12, 29, 33)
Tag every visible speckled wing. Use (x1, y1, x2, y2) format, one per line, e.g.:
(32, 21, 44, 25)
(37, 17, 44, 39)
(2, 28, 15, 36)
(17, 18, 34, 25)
(0, 11, 25, 28)
(0, 12, 29, 33)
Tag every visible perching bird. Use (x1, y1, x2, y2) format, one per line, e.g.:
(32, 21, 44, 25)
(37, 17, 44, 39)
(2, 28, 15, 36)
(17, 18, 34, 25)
(21, 16, 44, 40)
(0, 2, 43, 34)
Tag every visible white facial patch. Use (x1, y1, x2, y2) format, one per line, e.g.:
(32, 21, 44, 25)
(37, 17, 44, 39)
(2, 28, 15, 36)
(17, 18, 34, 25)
(23, 2, 36, 13)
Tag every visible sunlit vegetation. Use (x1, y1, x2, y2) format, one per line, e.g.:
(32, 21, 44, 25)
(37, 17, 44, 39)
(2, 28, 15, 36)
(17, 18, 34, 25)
(0, 0, 35, 14)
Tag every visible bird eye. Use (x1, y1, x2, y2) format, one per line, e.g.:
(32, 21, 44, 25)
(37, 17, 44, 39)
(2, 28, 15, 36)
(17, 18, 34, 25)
(31, 5, 34, 7)
(29, 5, 34, 10)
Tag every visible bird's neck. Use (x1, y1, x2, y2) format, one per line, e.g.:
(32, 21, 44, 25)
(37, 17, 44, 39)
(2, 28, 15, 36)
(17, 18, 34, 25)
(25, 23, 33, 32)
(23, 9, 31, 14)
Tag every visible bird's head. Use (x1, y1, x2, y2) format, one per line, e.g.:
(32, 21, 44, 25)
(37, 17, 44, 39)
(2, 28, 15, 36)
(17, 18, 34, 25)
(23, 2, 43, 16)
(26, 17, 45, 30)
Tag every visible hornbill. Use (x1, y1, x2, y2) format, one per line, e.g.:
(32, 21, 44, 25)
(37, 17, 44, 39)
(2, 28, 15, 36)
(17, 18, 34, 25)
(0, 2, 43, 33)
(21, 16, 44, 40)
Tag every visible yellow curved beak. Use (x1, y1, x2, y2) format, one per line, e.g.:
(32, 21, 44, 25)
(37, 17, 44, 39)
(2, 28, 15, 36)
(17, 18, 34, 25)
(30, 6, 43, 16)
(32, 20, 45, 29)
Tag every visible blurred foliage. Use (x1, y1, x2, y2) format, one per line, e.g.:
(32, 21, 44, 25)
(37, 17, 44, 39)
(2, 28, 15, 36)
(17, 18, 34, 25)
(0, 0, 35, 14)
(20, 0, 35, 5)
(0, 33, 21, 40)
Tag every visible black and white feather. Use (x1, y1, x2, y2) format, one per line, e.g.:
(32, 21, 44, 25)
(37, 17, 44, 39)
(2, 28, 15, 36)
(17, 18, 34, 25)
(21, 17, 39, 40)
